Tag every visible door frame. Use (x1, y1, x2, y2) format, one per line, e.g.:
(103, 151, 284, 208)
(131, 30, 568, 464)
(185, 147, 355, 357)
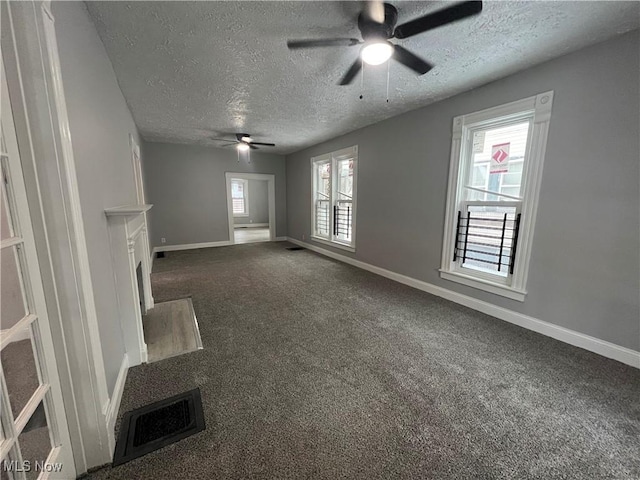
(2, 0, 113, 472)
(225, 172, 276, 244)
(1, 46, 75, 479)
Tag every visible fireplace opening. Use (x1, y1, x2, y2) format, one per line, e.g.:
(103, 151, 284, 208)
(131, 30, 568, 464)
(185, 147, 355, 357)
(136, 261, 145, 314)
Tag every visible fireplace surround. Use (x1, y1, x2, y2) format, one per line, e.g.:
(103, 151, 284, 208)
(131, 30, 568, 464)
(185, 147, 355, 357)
(105, 204, 153, 365)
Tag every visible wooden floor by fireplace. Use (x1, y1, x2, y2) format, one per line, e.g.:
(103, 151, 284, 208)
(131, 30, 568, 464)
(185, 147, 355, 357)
(142, 298, 203, 363)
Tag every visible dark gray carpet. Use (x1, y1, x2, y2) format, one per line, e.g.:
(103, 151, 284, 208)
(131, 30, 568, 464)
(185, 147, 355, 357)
(89, 242, 640, 479)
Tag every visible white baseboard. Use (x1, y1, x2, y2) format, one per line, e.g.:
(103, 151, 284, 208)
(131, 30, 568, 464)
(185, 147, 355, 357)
(153, 240, 231, 254)
(105, 354, 129, 455)
(286, 237, 639, 368)
(234, 223, 269, 228)
(153, 237, 287, 254)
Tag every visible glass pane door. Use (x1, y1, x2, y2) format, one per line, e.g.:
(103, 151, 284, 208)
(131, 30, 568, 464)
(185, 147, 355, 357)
(0, 52, 74, 479)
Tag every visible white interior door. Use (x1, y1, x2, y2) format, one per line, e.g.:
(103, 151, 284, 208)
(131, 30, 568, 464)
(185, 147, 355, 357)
(0, 54, 75, 479)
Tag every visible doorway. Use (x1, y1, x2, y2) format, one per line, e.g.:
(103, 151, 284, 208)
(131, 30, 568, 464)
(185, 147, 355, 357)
(225, 173, 276, 245)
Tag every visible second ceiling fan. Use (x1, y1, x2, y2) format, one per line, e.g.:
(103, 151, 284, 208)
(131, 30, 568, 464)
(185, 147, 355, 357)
(287, 1, 483, 85)
(214, 133, 276, 151)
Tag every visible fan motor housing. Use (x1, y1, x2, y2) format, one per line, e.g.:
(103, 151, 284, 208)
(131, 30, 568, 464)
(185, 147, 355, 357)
(358, 3, 398, 40)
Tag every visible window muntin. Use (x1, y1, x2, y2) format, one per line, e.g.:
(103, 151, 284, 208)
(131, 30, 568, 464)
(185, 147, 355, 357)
(231, 179, 248, 216)
(311, 146, 357, 249)
(441, 92, 554, 301)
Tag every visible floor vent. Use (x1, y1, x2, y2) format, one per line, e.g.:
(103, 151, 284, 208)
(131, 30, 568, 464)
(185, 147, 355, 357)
(286, 246, 305, 251)
(113, 388, 205, 466)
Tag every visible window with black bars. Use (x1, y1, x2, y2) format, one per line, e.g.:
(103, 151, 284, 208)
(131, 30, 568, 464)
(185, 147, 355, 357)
(453, 205, 521, 276)
(315, 199, 330, 236)
(333, 200, 352, 241)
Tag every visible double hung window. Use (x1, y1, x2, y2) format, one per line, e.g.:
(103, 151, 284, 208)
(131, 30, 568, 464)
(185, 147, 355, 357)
(440, 92, 554, 301)
(311, 146, 358, 251)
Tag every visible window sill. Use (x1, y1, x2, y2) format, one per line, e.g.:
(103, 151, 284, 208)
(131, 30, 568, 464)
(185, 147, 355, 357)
(233, 213, 249, 218)
(439, 269, 526, 302)
(310, 236, 355, 253)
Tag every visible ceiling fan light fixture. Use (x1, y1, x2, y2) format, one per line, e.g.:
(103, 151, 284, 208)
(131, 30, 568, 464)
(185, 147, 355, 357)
(240, 136, 252, 143)
(237, 143, 250, 152)
(361, 41, 393, 66)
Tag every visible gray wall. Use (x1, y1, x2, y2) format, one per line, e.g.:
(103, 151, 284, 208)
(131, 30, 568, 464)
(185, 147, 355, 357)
(286, 31, 640, 351)
(55, 2, 140, 394)
(142, 142, 286, 247)
(234, 179, 269, 225)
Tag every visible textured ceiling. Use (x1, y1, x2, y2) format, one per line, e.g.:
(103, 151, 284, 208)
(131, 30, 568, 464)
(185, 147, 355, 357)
(86, 1, 640, 154)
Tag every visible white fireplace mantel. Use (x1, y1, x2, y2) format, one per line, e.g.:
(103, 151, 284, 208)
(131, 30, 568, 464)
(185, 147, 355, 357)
(105, 204, 153, 365)
(105, 204, 152, 217)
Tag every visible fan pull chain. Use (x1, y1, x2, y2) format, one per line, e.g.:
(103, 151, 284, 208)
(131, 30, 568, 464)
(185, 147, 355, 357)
(359, 58, 364, 100)
(386, 60, 390, 103)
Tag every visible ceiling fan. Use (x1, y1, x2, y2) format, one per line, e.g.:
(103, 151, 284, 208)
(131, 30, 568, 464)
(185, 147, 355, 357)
(213, 133, 276, 152)
(287, 1, 483, 85)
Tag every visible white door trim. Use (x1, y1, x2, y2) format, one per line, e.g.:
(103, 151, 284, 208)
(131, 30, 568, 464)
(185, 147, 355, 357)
(225, 172, 276, 244)
(1, 44, 76, 478)
(37, 0, 110, 408)
(2, 0, 113, 471)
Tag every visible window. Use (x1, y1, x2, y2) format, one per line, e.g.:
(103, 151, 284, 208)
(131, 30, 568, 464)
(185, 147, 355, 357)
(231, 178, 248, 216)
(311, 146, 358, 251)
(440, 92, 554, 301)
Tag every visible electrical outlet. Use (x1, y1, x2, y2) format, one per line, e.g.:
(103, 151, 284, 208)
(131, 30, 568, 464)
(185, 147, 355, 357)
(161, 237, 166, 244)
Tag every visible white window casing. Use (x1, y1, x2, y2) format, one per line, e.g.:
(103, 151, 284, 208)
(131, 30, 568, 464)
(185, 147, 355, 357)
(311, 145, 358, 252)
(440, 92, 554, 301)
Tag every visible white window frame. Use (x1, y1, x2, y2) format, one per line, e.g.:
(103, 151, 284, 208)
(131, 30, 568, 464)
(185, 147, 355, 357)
(231, 178, 249, 217)
(440, 91, 554, 301)
(311, 145, 358, 252)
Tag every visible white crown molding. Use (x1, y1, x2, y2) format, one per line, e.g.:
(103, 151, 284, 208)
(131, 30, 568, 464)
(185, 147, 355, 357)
(286, 237, 639, 369)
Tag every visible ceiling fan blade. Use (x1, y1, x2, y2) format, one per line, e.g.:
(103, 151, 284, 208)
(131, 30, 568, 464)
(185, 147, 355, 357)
(211, 137, 237, 143)
(394, 1, 482, 39)
(287, 38, 362, 49)
(363, 0, 385, 23)
(392, 45, 433, 75)
(250, 142, 276, 147)
(339, 58, 362, 85)
(248, 144, 259, 150)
